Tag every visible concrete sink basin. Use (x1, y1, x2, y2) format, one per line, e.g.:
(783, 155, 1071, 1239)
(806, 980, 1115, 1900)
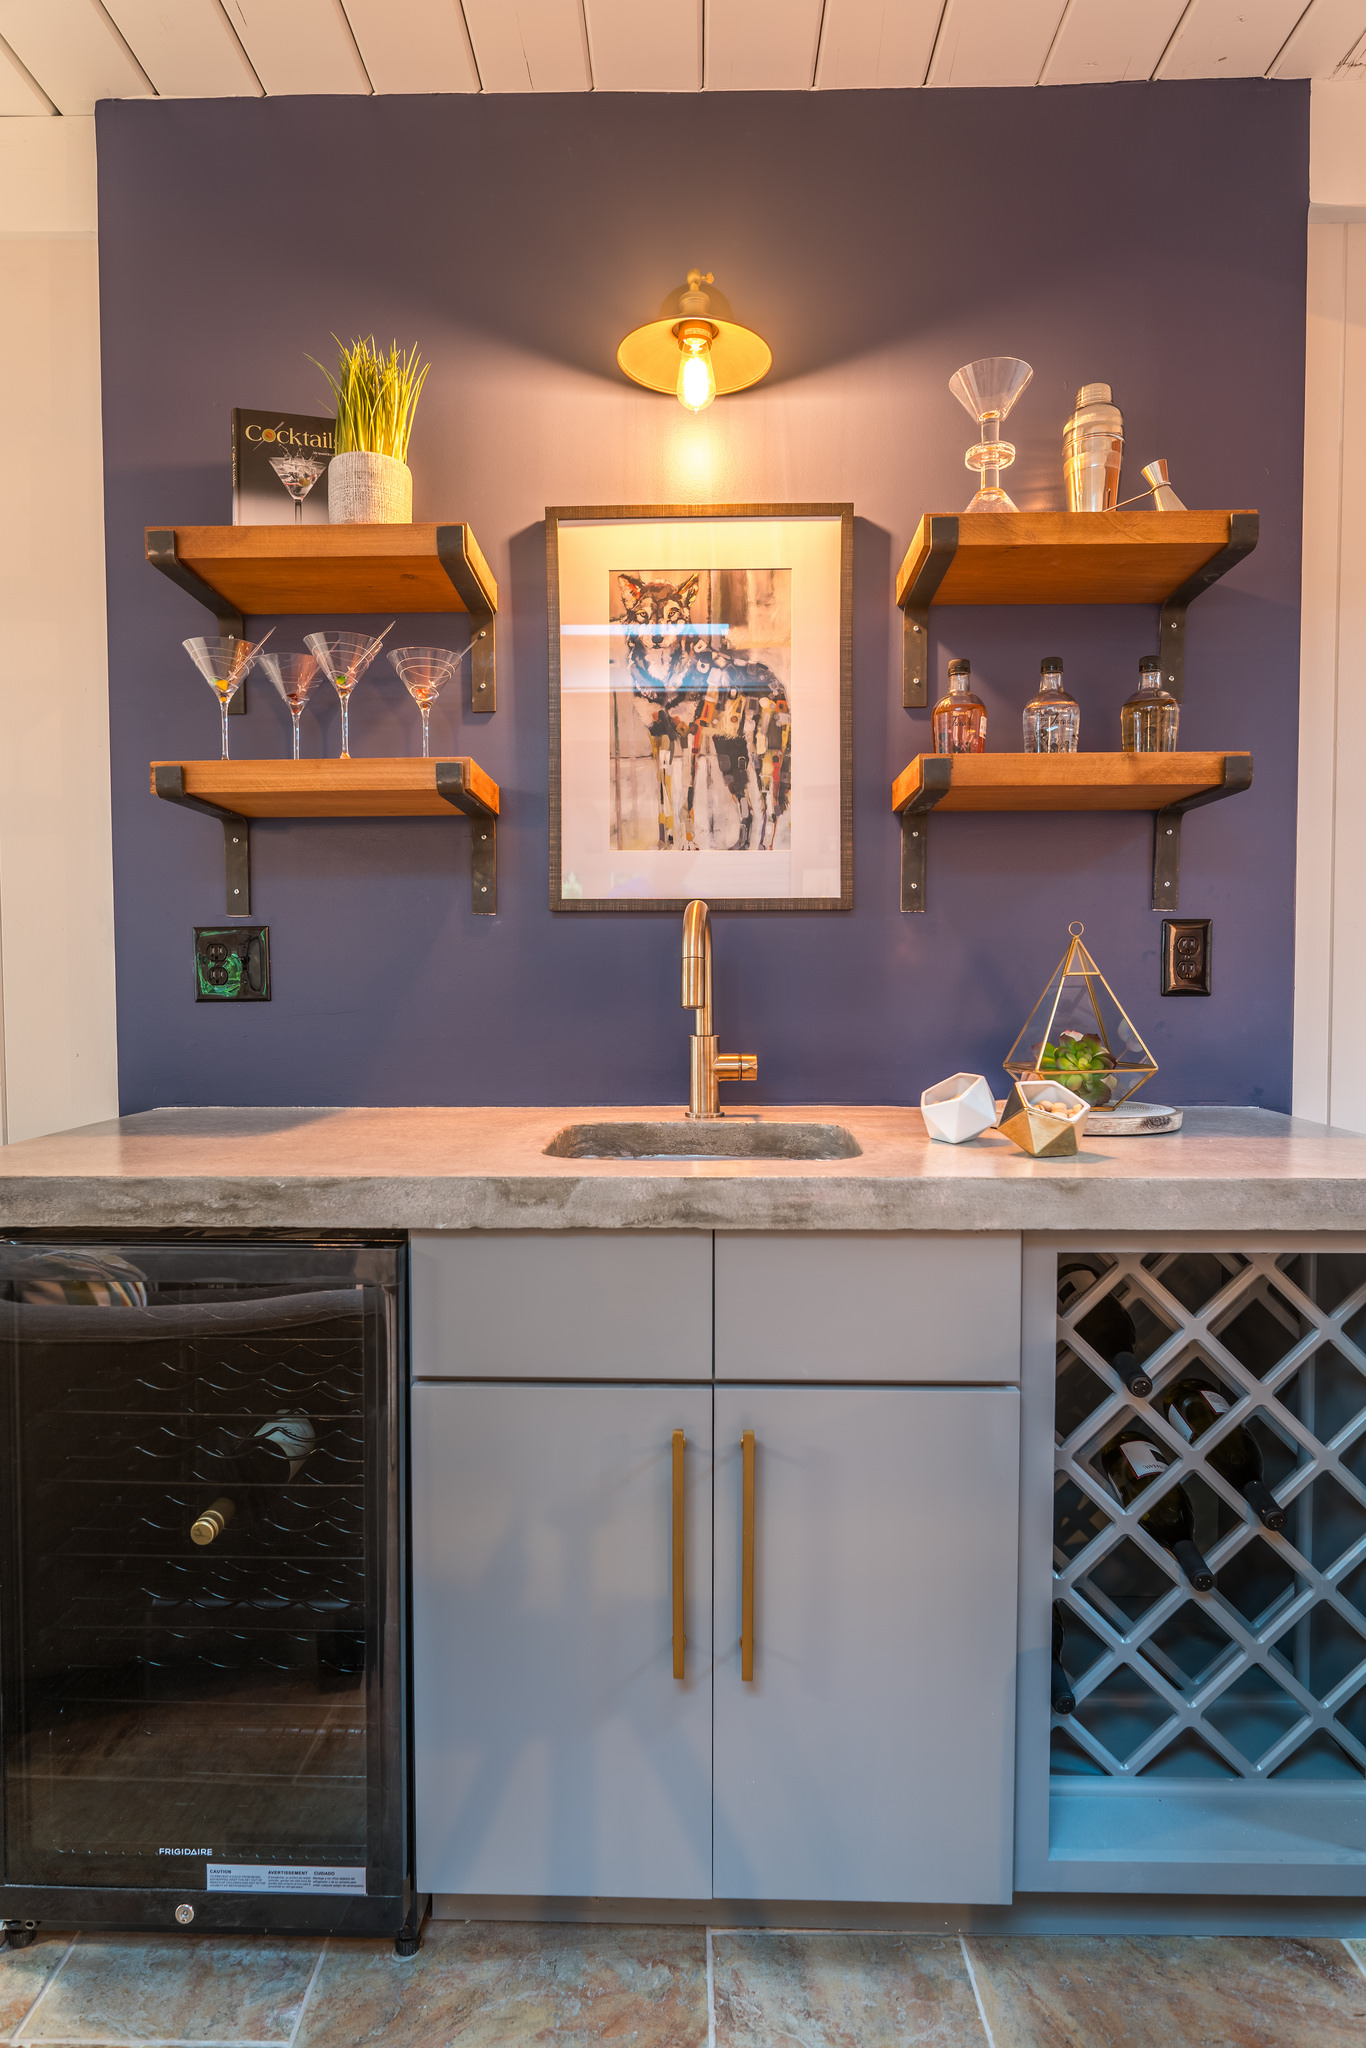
(543, 1120, 863, 1161)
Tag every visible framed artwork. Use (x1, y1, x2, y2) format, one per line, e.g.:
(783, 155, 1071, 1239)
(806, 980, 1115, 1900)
(546, 503, 852, 912)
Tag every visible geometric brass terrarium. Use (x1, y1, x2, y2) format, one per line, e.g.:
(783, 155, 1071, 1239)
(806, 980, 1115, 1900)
(1004, 921, 1157, 1108)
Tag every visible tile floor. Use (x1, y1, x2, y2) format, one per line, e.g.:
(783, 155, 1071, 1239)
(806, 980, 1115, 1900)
(0, 1923, 1364, 2047)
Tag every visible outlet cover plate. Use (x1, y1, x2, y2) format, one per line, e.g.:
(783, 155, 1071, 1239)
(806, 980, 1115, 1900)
(1161, 917, 1211, 996)
(195, 926, 269, 1002)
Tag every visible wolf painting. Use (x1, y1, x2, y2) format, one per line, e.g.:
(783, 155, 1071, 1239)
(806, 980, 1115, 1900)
(608, 567, 792, 853)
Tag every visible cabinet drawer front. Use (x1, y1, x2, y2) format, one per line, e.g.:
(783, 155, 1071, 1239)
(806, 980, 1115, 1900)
(715, 1232, 1020, 1382)
(410, 1230, 712, 1379)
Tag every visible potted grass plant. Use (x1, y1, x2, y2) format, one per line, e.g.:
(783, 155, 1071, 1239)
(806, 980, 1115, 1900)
(311, 335, 429, 524)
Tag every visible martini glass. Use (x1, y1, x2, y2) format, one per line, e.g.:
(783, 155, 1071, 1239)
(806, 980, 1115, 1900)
(182, 631, 273, 760)
(257, 650, 320, 759)
(268, 449, 327, 523)
(387, 645, 466, 757)
(949, 357, 1033, 512)
(303, 625, 394, 760)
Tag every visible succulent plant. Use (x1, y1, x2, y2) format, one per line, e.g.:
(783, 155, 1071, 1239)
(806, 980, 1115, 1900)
(1037, 1029, 1117, 1105)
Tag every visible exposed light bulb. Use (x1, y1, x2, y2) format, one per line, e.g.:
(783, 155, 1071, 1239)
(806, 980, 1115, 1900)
(677, 339, 716, 413)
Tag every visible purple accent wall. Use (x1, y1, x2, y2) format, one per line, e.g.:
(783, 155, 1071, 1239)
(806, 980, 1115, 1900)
(97, 81, 1307, 1114)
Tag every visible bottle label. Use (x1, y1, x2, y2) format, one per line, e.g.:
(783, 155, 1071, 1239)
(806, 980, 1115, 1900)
(1201, 1389, 1230, 1415)
(1121, 1439, 1168, 1479)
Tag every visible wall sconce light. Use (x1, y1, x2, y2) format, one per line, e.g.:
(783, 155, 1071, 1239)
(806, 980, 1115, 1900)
(617, 270, 772, 414)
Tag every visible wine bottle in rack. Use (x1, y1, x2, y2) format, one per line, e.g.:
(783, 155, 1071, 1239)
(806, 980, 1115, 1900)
(1058, 1261, 1152, 1396)
(1051, 1602, 1076, 1714)
(1099, 1429, 1215, 1589)
(187, 1412, 315, 1546)
(1158, 1377, 1286, 1531)
(190, 1496, 235, 1546)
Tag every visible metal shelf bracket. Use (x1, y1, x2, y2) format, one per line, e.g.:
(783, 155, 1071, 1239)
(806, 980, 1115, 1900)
(898, 757, 953, 911)
(434, 762, 498, 913)
(436, 525, 497, 712)
(1151, 752, 1253, 912)
(153, 766, 252, 916)
(897, 516, 959, 709)
(1156, 511, 1259, 702)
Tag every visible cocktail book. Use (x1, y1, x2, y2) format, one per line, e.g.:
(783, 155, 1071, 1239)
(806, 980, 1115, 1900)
(231, 409, 335, 525)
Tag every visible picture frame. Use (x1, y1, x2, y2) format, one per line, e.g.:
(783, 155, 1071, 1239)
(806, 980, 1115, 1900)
(546, 502, 853, 912)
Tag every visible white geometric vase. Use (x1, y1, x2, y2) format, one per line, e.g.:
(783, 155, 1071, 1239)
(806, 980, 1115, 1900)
(327, 450, 412, 524)
(920, 1072, 999, 1145)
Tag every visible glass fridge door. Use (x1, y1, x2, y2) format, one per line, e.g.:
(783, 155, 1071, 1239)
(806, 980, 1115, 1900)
(0, 1238, 404, 1907)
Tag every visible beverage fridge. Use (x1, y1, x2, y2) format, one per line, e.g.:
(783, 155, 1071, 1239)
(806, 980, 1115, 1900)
(0, 1235, 422, 1950)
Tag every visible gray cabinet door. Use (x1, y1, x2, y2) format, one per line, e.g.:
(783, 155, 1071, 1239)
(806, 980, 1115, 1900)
(713, 1385, 1019, 1904)
(412, 1382, 713, 1899)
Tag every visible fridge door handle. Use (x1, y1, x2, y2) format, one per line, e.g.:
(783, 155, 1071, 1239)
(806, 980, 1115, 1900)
(672, 1429, 686, 1680)
(741, 1430, 755, 1682)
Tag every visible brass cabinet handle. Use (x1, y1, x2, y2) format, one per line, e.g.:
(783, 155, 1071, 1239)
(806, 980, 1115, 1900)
(741, 1430, 755, 1682)
(672, 1430, 686, 1680)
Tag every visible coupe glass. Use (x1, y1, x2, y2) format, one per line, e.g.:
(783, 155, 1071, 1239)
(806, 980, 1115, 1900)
(949, 356, 1034, 512)
(387, 645, 463, 758)
(182, 632, 273, 760)
(302, 625, 394, 760)
(257, 650, 320, 759)
(267, 449, 327, 523)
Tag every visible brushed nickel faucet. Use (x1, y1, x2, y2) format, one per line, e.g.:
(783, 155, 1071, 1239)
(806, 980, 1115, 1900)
(681, 899, 757, 1119)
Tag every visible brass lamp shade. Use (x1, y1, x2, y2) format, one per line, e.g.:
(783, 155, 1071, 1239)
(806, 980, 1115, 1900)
(617, 273, 772, 397)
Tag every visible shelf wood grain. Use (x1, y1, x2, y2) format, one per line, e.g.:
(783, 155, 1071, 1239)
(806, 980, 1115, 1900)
(895, 511, 1253, 609)
(150, 757, 500, 819)
(891, 752, 1248, 815)
(146, 522, 497, 618)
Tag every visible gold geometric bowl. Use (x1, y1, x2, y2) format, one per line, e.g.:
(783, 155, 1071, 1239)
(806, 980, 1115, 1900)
(998, 1079, 1090, 1158)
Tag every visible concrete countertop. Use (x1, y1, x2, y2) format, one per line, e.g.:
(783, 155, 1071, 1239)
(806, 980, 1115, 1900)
(0, 1103, 1363, 1233)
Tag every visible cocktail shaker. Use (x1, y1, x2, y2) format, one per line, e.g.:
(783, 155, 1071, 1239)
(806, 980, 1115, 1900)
(1063, 383, 1123, 511)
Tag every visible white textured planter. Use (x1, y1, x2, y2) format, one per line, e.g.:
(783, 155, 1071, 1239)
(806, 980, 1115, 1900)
(327, 450, 412, 524)
(920, 1072, 998, 1145)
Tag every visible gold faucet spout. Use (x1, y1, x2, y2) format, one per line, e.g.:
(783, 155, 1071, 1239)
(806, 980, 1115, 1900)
(681, 899, 756, 1119)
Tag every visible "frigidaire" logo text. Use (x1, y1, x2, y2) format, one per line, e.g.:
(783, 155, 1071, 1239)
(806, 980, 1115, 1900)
(159, 1847, 212, 1856)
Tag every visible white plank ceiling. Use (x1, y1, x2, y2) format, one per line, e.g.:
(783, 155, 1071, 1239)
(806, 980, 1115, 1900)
(0, 0, 1362, 114)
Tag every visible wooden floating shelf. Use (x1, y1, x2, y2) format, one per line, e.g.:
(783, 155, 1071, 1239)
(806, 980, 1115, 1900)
(894, 509, 1259, 711)
(891, 752, 1245, 815)
(895, 510, 1254, 609)
(145, 522, 499, 707)
(151, 758, 500, 916)
(891, 752, 1253, 915)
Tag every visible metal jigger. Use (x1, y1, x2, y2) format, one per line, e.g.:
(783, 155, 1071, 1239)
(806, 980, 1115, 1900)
(1141, 459, 1186, 511)
(949, 357, 1034, 513)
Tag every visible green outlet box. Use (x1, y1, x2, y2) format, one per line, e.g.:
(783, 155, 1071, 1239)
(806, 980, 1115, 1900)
(195, 927, 270, 1002)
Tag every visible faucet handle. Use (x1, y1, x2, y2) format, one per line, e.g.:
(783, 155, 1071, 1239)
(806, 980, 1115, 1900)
(715, 1053, 758, 1084)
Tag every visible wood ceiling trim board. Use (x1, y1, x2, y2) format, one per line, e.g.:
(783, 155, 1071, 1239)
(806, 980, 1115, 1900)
(0, 30, 53, 113)
(340, 0, 480, 93)
(813, 0, 944, 88)
(925, 0, 1069, 88)
(0, 0, 151, 114)
(1270, 0, 1366, 74)
(584, 0, 701, 90)
(705, 0, 826, 90)
(1155, 0, 1313, 78)
(460, 0, 591, 91)
(102, 0, 261, 99)
(1040, 0, 1188, 84)
(220, 0, 371, 95)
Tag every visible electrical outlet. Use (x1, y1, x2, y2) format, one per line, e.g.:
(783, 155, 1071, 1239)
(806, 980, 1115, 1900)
(1161, 918, 1211, 996)
(195, 926, 269, 1002)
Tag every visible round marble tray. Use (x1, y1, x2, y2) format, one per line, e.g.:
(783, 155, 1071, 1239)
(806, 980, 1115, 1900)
(1086, 1102, 1183, 1136)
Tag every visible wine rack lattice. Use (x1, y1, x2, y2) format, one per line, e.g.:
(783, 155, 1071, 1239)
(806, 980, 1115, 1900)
(1053, 1249, 1366, 1782)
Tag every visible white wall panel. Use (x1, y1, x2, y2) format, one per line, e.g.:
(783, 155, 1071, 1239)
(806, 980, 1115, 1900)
(586, 0, 700, 89)
(220, 0, 370, 95)
(706, 0, 825, 90)
(461, 0, 590, 90)
(1041, 0, 1186, 84)
(0, 32, 50, 113)
(813, 0, 942, 87)
(926, 0, 1063, 87)
(1274, 0, 1366, 76)
(1311, 75, 1366, 204)
(1326, 223, 1366, 1132)
(103, 0, 260, 97)
(1156, 0, 1310, 79)
(0, 0, 150, 114)
(0, 121, 117, 1146)
(342, 0, 480, 93)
